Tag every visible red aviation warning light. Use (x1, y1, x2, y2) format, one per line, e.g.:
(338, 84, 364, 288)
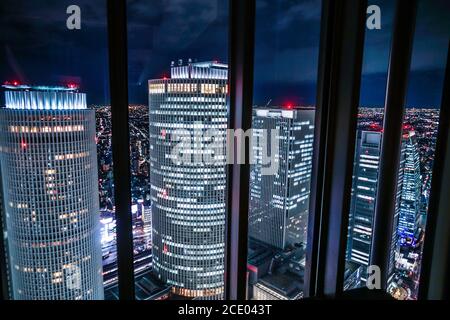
(403, 124, 414, 132)
(369, 123, 383, 132)
(3, 80, 20, 86)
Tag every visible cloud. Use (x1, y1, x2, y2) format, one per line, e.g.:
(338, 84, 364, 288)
(274, 0, 321, 31)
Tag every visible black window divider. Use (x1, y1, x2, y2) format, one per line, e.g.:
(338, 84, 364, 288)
(107, 0, 136, 301)
(370, 0, 418, 290)
(224, 0, 256, 301)
(308, 0, 367, 298)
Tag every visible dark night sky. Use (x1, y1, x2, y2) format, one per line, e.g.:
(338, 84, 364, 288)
(0, 0, 449, 107)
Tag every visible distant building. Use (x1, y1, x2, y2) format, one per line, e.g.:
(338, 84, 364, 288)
(346, 130, 384, 269)
(148, 61, 228, 298)
(249, 107, 315, 250)
(346, 127, 422, 287)
(398, 129, 422, 246)
(0, 85, 104, 300)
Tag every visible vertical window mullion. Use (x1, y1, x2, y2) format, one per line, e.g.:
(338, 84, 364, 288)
(106, 0, 135, 300)
(309, 0, 367, 298)
(370, 0, 418, 290)
(224, 0, 256, 300)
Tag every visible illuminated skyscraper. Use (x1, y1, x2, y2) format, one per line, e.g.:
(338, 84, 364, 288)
(347, 130, 382, 267)
(148, 61, 228, 298)
(346, 129, 402, 284)
(0, 85, 103, 300)
(249, 107, 315, 250)
(398, 129, 422, 245)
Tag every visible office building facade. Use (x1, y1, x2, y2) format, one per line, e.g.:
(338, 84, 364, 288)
(398, 130, 422, 245)
(0, 85, 103, 300)
(249, 108, 315, 250)
(148, 61, 228, 298)
(347, 130, 383, 267)
(346, 130, 402, 283)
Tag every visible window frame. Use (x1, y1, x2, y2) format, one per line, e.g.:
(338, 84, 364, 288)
(0, 0, 449, 301)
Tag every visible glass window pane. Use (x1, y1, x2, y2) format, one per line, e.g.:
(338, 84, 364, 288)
(0, 1, 111, 300)
(126, 0, 229, 300)
(344, 0, 394, 292)
(344, 0, 450, 300)
(389, 0, 449, 300)
(247, 0, 322, 301)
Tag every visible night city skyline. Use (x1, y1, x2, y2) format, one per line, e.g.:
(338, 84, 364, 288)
(0, 0, 449, 304)
(0, 0, 449, 107)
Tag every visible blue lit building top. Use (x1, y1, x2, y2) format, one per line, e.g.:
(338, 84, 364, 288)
(170, 59, 228, 80)
(2, 84, 79, 92)
(2, 84, 86, 110)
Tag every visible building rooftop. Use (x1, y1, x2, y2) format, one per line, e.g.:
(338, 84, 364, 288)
(105, 272, 171, 301)
(3, 84, 86, 110)
(2, 84, 79, 92)
(258, 272, 304, 299)
(171, 59, 228, 70)
(169, 60, 228, 80)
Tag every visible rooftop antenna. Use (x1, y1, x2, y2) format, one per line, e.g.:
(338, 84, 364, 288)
(265, 99, 272, 108)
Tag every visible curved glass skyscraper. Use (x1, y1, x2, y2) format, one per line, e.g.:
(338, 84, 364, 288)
(0, 85, 103, 300)
(398, 130, 422, 244)
(149, 61, 228, 298)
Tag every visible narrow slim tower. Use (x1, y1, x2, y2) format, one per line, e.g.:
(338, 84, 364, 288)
(398, 128, 422, 245)
(149, 61, 228, 298)
(0, 85, 104, 300)
(346, 128, 405, 286)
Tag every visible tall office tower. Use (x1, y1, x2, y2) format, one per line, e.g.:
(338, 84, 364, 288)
(346, 129, 403, 284)
(249, 107, 315, 250)
(346, 130, 382, 268)
(398, 129, 421, 245)
(0, 165, 11, 298)
(0, 85, 104, 300)
(148, 61, 228, 298)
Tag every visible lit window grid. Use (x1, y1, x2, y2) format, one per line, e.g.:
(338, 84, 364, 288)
(249, 109, 315, 250)
(0, 108, 103, 300)
(347, 131, 382, 267)
(398, 135, 422, 240)
(149, 77, 228, 298)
